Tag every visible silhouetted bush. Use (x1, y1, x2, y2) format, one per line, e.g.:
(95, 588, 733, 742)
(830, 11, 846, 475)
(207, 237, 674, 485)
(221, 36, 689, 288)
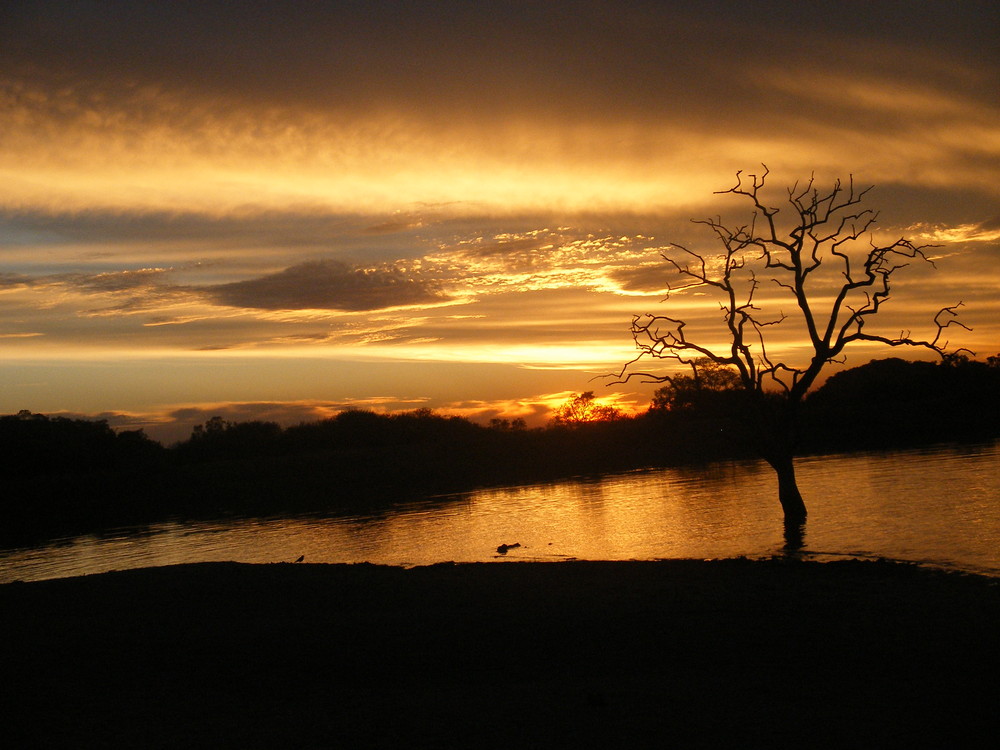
(172, 417, 283, 462)
(0, 411, 164, 477)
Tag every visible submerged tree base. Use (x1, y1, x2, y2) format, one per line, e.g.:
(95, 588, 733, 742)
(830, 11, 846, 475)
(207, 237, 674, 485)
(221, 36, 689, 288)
(783, 518, 806, 552)
(767, 452, 809, 523)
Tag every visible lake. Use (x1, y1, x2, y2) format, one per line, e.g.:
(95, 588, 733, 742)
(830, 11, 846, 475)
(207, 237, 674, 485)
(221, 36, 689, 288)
(2, 440, 998, 583)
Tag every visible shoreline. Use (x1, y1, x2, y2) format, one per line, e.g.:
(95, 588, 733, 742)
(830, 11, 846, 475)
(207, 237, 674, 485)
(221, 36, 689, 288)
(3, 558, 999, 747)
(5, 549, 1000, 587)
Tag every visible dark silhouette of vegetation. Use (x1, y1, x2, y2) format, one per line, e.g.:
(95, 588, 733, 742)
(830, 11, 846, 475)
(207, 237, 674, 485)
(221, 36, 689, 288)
(0, 410, 163, 477)
(649, 358, 743, 414)
(613, 167, 968, 527)
(550, 391, 623, 425)
(0, 412, 165, 541)
(174, 416, 284, 462)
(1, 355, 996, 545)
(801, 355, 1000, 451)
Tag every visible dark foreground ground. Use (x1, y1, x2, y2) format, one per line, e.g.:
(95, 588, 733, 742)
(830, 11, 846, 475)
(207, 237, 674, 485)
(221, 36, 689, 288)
(2, 559, 998, 748)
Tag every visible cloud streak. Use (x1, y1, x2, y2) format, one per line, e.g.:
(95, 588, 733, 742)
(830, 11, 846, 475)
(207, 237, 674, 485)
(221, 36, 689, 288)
(207, 260, 449, 312)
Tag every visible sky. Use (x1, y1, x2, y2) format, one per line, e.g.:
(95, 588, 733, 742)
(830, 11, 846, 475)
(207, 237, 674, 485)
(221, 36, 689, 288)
(2, 0, 998, 443)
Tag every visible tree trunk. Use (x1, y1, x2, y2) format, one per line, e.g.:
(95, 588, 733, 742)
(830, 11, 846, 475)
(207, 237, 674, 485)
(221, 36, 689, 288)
(768, 452, 807, 523)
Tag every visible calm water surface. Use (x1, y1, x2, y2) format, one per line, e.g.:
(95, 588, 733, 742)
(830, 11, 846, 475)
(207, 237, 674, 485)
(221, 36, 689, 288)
(2, 441, 998, 583)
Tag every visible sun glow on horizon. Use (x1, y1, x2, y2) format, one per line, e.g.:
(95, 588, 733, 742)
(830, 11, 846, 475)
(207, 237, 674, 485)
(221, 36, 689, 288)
(1, 2, 997, 434)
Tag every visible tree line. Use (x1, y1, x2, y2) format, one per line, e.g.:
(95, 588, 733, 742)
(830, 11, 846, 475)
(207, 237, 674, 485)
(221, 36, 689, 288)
(1, 356, 997, 544)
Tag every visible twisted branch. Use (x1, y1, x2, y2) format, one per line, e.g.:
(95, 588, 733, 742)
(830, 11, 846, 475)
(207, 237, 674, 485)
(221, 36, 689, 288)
(611, 166, 969, 402)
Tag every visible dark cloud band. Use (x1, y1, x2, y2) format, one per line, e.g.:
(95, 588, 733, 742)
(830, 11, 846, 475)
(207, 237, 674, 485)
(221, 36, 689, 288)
(207, 260, 448, 312)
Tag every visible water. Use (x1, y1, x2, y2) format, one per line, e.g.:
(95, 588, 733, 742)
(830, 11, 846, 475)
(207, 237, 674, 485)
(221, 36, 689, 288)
(2, 441, 998, 583)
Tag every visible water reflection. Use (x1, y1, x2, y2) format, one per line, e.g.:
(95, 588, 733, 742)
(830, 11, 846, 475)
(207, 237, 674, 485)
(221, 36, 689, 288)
(1, 441, 998, 583)
(783, 520, 806, 554)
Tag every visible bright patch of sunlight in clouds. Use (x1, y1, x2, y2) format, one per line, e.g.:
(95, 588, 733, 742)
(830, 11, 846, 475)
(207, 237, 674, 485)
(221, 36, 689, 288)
(908, 223, 1000, 244)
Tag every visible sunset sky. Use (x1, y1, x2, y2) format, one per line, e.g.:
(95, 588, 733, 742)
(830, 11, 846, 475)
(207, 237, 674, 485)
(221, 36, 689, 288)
(2, 0, 998, 442)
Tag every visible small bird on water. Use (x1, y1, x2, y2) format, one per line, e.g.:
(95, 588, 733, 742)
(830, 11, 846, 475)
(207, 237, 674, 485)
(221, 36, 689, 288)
(294, 555, 305, 563)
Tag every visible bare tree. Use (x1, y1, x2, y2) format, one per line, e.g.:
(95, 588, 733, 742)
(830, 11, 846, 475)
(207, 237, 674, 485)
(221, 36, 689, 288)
(614, 167, 969, 525)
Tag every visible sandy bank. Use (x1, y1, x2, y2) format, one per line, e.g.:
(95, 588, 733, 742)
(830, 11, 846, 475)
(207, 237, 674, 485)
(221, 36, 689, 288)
(2, 558, 998, 748)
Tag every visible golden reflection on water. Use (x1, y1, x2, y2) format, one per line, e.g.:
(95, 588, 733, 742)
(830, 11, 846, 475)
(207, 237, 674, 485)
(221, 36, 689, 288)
(1, 442, 998, 583)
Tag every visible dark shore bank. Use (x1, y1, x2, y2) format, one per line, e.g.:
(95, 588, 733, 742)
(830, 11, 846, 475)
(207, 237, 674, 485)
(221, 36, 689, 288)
(3, 558, 998, 748)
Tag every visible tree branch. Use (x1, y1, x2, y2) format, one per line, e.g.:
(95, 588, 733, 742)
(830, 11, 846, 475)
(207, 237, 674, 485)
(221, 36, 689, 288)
(611, 169, 970, 407)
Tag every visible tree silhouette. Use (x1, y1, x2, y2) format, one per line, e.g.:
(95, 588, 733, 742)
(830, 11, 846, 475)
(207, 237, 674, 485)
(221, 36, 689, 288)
(551, 391, 623, 426)
(649, 358, 742, 413)
(615, 167, 968, 525)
